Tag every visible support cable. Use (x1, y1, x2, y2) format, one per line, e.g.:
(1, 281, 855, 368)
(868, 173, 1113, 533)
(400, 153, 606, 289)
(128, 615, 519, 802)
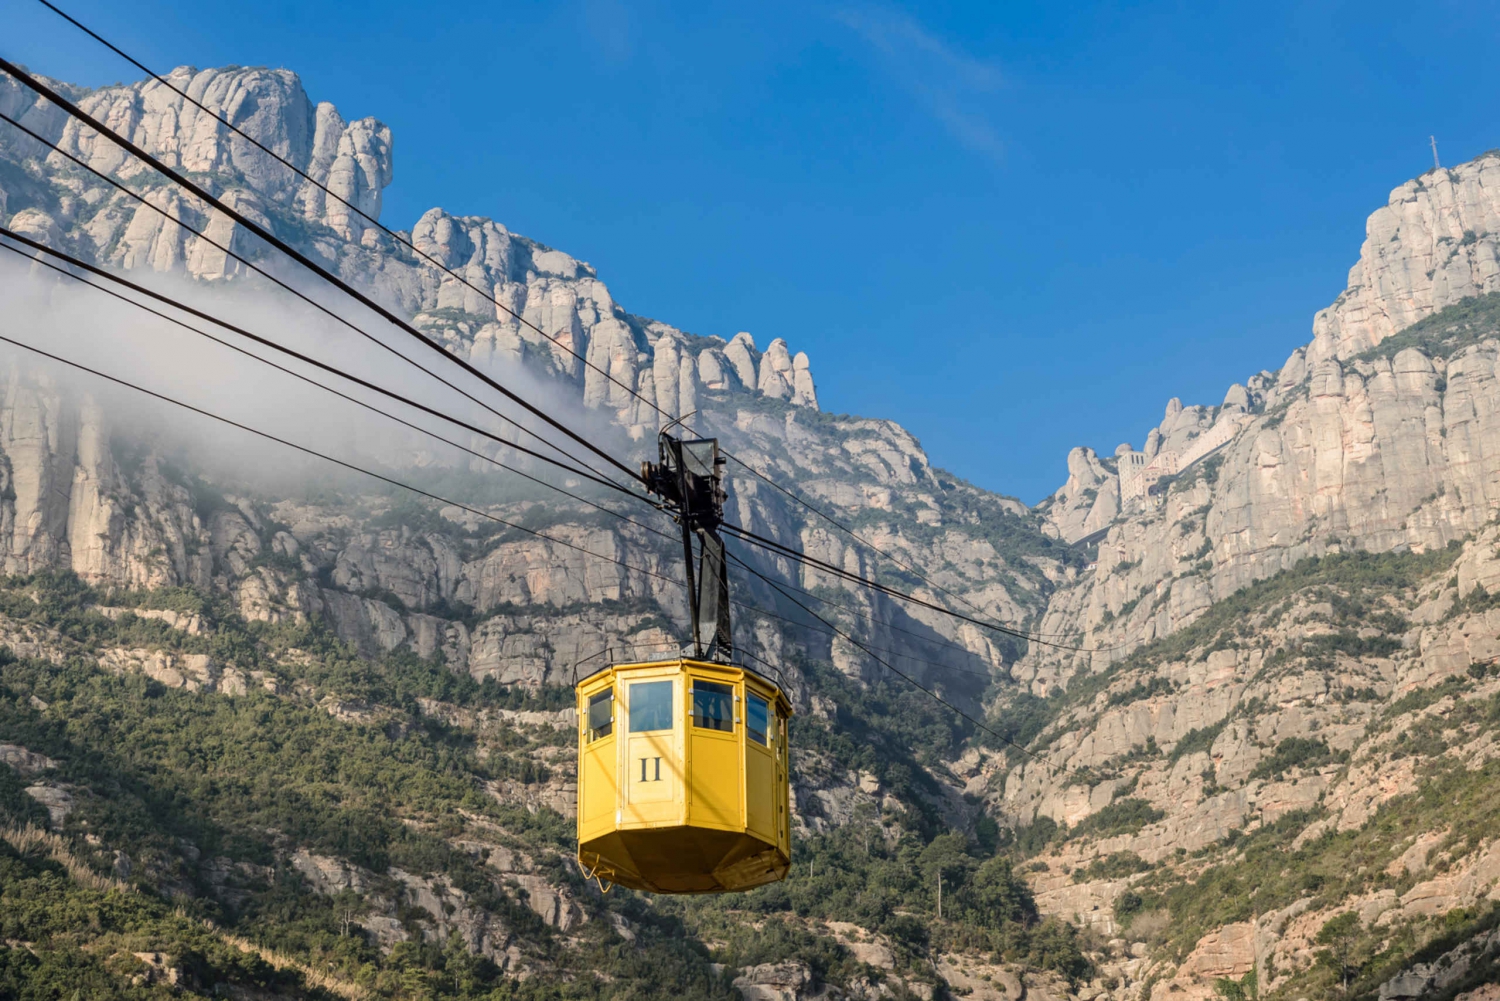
(723, 522, 1098, 652)
(0, 230, 1042, 671)
(0, 236, 676, 542)
(28, 0, 670, 421)
(7, 13, 1086, 651)
(0, 58, 645, 488)
(0, 302, 1000, 685)
(17, 3, 1097, 647)
(725, 563, 1011, 677)
(0, 330, 687, 589)
(0, 109, 627, 492)
(726, 548, 1058, 768)
(0, 59, 1103, 657)
(724, 453, 996, 611)
(0, 223, 642, 500)
(0, 108, 627, 492)
(728, 599, 1006, 683)
(18, 0, 1071, 643)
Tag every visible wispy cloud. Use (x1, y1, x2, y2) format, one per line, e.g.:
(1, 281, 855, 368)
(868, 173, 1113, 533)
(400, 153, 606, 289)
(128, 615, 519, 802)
(835, 6, 1006, 163)
(582, 0, 635, 66)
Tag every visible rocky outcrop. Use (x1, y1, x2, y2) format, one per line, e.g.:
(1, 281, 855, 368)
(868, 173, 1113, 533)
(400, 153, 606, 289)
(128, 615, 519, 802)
(0, 61, 1056, 700)
(0, 742, 58, 775)
(1030, 151, 1500, 697)
(0, 64, 823, 437)
(1029, 268, 1500, 693)
(1039, 447, 1117, 544)
(1315, 154, 1500, 359)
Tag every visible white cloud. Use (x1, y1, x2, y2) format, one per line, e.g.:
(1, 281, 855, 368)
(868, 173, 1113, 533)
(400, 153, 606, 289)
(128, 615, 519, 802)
(836, 5, 1007, 163)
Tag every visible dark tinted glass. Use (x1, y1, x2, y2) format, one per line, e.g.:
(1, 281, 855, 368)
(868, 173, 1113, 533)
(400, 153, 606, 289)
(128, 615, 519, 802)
(586, 689, 613, 740)
(629, 681, 673, 732)
(747, 693, 769, 745)
(691, 680, 734, 732)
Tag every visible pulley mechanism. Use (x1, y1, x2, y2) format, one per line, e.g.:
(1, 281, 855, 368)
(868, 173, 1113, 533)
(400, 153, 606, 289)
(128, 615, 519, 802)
(642, 430, 731, 661)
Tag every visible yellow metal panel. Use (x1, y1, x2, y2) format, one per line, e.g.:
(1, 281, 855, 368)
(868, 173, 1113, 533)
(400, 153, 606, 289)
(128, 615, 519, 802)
(745, 742, 774, 840)
(625, 731, 679, 825)
(579, 734, 617, 842)
(688, 730, 741, 829)
(620, 671, 681, 826)
(577, 674, 618, 844)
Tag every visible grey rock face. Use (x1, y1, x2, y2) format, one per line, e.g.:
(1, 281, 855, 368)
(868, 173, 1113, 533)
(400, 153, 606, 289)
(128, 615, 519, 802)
(1314, 154, 1500, 359)
(1038, 447, 1117, 543)
(0, 65, 823, 433)
(1029, 151, 1500, 692)
(0, 62, 1056, 695)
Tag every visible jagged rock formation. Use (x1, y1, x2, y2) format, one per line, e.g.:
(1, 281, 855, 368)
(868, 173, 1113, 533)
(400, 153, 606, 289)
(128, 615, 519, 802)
(0, 64, 821, 436)
(1028, 151, 1500, 695)
(0, 62, 1062, 692)
(1000, 151, 1500, 1001)
(1314, 156, 1500, 359)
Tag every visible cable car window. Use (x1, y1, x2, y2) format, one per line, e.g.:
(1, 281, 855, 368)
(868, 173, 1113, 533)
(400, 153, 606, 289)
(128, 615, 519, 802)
(586, 688, 613, 741)
(691, 680, 734, 732)
(629, 681, 674, 732)
(747, 693, 769, 745)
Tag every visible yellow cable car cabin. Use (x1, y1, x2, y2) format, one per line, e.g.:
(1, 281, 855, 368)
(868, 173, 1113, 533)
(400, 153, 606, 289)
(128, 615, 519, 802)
(576, 658, 792, 894)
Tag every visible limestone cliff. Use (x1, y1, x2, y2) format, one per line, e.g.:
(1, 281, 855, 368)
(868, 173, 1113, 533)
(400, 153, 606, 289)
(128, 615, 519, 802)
(0, 62, 1063, 693)
(0, 64, 820, 429)
(6, 55, 1500, 1001)
(1030, 150, 1500, 693)
(1005, 150, 1500, 1001)
(1315, 156, 1500, 359)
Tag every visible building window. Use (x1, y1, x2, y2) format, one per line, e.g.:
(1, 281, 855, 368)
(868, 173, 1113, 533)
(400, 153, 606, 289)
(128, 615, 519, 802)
(629, 680, 674, 732)
(691, 680, 734, 732)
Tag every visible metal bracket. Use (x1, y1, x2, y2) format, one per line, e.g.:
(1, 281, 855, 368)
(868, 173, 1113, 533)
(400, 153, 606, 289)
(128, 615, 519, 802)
(579, 853, 617, 894)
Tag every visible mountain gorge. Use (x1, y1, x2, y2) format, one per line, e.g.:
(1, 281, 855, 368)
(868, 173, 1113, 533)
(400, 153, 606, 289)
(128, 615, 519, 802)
(0, 59, 1496, 1001)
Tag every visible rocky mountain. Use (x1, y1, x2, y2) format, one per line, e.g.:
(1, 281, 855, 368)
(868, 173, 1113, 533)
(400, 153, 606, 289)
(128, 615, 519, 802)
(1, 57, 1499, 1001)
(994, 154, 1500, 999)
(0, 62, 1061, 684)
(0, 61, 1082, 1001)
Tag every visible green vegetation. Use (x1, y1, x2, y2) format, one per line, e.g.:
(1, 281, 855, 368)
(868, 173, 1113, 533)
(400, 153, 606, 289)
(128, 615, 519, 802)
(1049, 546, 1460, 732)
(1105, 675, 1175, 708)
(678, 828, 1088, 986)
(1247, 737, 1347, 781)
(1212, 969, 1258, 1001)
(0, 839, 320, 1000)
(0, 566, 1099, 997)
(0, 571, 736, 999)
(1073, 851, 1152, 883)
(1167, 719, 1227, 764)
(1116, 754, 1500, 984)
(983, 691, 1055, 764)
(1071, 799, 1164, 840)
(1356, 290, 1500, 364)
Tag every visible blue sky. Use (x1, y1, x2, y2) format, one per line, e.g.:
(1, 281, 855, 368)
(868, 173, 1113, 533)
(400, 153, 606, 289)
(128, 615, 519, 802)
(5, 0, 1498, 502)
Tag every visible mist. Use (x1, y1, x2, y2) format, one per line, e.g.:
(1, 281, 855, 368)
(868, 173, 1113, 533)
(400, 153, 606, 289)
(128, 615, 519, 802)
(0, 247, 646, 516)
